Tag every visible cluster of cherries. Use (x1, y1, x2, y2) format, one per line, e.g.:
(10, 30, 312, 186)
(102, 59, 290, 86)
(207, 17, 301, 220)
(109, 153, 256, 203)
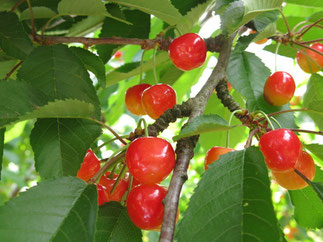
(204, 129, 316, 190)
(77, 136, 177, 230)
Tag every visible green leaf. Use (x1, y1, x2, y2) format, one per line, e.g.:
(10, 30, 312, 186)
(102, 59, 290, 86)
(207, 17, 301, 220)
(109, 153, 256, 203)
(171, 0, 208, 15)
(0, 128, 4, 180)
(66, 16, 105, 37)
(0, 54, 18, 79)
(303, 74, 323, 130)
(173, 114, 232, 141)
(18, 44, 100, 118)
(176, 147, 283, 241)
(106, 52, 169, 86)
(220, 1, 245, 35)
(30, 119, 101, 179)
(58, 0, 109, 16)
(97, 9, 150, 63)
(109, 0, 183, 26)
(70, 47, 106, 87)
(214, 0, 236, 14)
(177, 0, 213, 34)
(264, 43, 296, 59)
(227, 51, 297, 128)
(0, 177, 98, 242)
(285, 0, 323, 8)
(20, 6, 57, 20)
(289, 167, 323, 229)
(311, 181, 323, 202)
(253, 10, 279, 32)
(304, 143, 323, 167)
(95, 202, 142, 242)
(0, 12, 33, 59)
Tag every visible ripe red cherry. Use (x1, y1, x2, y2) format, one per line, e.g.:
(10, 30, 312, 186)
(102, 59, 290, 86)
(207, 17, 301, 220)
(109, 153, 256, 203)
(263, 71, 296, 106)
(169, 33, 207, 71)
(77, 149, 100, 181)
(127, 184, 167, 230)
(296, 43, 323, 73)
(99, 172, 129, 202)
(97, 184, 109, 205)
(125, 84, 151, 115)
(126, 137, 175, 184)
(259, 129, 302, 172)
(204, 146, 235, 170)
(141, 84, 176, 119)
(114, 51, 122, 59)
(272, 151, 315, 190)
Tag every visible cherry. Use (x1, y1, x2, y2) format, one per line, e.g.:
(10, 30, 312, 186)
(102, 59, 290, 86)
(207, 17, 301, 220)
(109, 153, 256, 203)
(263, 71, 295, 106)
(204, 146, 235, 170)
(272, 151, 315, 190)
(296, 43, 323, 73)
(168, 33, 207, 71)
(126, 137, 175, 184)
(77, 149, 100, 181)
(249, 29, 268, 44)
(97, 184, 109, 205)
(259, 129, 302, 172)
(98, 172, 129, 202)
(125, 84, 151, 116)
(114, 51, 122, 59)
(141, 84, 176, 119)
(126, 184, 167, 230)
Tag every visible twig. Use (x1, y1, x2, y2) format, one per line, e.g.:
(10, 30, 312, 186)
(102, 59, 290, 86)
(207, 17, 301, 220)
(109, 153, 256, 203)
(26, 0, 38, 41)
(290, 129, 323, 136)
(10, 0, 25, 12)
(4, 60, 24, 80)
(297, 18, 323, 39)
(299, 38, 323, 45)
(159, 32, 235, 242)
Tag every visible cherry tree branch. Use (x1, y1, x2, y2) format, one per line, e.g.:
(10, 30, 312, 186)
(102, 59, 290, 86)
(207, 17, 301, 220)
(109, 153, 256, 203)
(158, 33, 235, 242)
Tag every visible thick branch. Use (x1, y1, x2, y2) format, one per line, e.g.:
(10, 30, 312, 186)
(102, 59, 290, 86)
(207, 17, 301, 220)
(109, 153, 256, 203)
(159, 33, 235, 242)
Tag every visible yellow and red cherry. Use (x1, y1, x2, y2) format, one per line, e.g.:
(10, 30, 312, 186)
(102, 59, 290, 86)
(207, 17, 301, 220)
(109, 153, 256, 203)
(141, 84, 176, 119)
(126, 137, 175, 184)
(296, 43, 323, 73)
(125, 84, 151, 116)
(249, 29, 268, 44)
(98, 171, 129, 202)
(259, 129, 302, 172)
(272, 151, 315, 190)
(77, 149, 100, 181)
(126, 184, 167, 230)
(204, 146, 235, 170)
(263, 71, 296, 106)
(168, 33, 207, 71)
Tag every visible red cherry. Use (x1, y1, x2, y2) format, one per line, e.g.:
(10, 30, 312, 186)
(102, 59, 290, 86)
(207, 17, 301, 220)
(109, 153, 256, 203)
(98, 172, 129, 202)
(259, 129, 302, 172)
(272, 151, 315, 190)
(169, 33, 207, 71)
(204, 146, 235, 170)
(77, 149, 100, 181)
(141, 84, 176, 119)
(296, 43, 323, 73)
(263, 71, 295, 106)
(126, 137, 175, 184)
(249, 29, 268, 44)
(125, 84, 151, 116)
(97, 184, 109, 205)
(114, 51, 122, 59)
(127, 184, 167, 230)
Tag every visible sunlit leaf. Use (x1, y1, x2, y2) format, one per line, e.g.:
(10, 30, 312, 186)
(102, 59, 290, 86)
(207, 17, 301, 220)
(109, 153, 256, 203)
(0, 128, 4, 180)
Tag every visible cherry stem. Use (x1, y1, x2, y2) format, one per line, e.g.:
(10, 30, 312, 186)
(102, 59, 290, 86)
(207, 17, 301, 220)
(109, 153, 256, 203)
(110, 163, 128, 195)
(137, 118, 149, 137)
(291, 21, 308, 34)
(293, 42, 323, 56)
(153, 46, 159, 85)
(139, 50, 147, 84)
(226, 110, 240, 148)
(93, 135, 129, 153)
(299, 38, 323, 45)
(290, 128, 323, 136)
(4, 60, 24, 80)
(257, 108, 307, 122)
(26, 0, 38, 42)
(278, 8, 291, 38)
(294, 169, 312, 185)
(10, 0, 25, 12)
(274, 42, 281, 72)
(121, 174, 133, 206)
(89, 118, 127, 145)
(297, 18, 323, 39)
(270, 117, 282, 129)
(244, 127, 259, 148)
(41, 14, 61, 37)
(254, 110, 275, 130)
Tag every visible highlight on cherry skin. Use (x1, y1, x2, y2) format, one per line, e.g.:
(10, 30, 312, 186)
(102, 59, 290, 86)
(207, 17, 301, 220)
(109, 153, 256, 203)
(126, 136, 176, 184)
(77, 149, 101, 181)
(141, 83, 177, 119)
(263, 71, 296, 106)
(259, 129, 302, 172)
(126, 184, 168, 230)
(272, 151, 316, 190)
(204, 146, 235, 170)
(296, 42, 323, 73)
(168, 33, 207, 71)
(125, 83, 151, 116)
